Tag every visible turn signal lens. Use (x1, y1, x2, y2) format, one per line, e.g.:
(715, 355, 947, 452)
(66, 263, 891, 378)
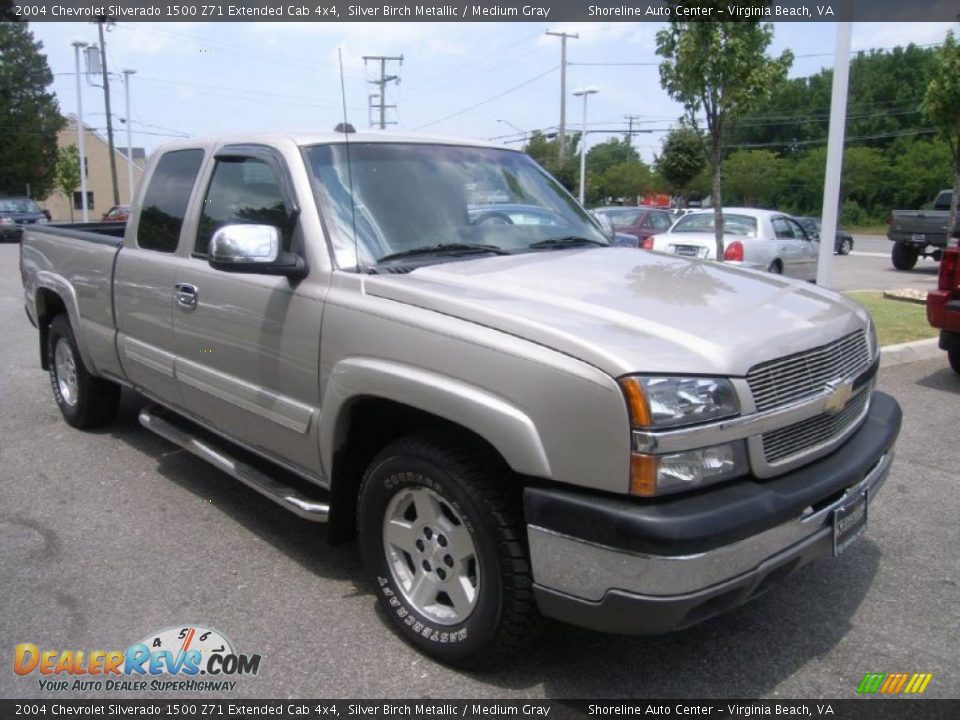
(619, 377, 652, 427)
(630, 454, 658, 496)
(630, 442, 748, 497)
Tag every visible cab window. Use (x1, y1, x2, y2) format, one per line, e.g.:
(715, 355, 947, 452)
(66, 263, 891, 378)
(137, 149, 204, 253)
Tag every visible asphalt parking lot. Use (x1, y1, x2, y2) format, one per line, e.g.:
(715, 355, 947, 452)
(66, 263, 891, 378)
(1, 240, 957, 700)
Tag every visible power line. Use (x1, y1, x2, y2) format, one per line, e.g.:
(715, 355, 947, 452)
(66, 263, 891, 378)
(413, 66, 559, 132)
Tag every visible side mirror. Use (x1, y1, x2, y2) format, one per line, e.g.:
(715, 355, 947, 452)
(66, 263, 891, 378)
(208, 224, 307, 279)
(808, 231, 820, 242)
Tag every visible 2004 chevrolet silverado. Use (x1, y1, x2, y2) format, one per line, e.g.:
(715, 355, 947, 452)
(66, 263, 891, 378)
(20, 133, 902, 668)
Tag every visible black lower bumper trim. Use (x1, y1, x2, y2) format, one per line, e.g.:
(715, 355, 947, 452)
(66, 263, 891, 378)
(524, 391, 901, 556)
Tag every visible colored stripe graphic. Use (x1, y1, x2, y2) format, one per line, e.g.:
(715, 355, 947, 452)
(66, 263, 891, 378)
(858, 672, 933, 695)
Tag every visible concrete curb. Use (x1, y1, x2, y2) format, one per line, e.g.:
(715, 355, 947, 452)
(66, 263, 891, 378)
(879, 337, 941, 369)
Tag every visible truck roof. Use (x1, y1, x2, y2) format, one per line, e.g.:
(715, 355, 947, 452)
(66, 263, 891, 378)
(152, 131, 517, 154)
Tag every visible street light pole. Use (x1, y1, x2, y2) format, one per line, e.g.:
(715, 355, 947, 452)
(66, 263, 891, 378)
(573, 87, 598, 204)
(122, 69, 137, 204)
(96, 18, 120, 206)
(71, 41, 89, 222)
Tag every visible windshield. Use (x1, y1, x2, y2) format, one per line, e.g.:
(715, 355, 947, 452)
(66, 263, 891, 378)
(672, 213, 758, 238)
(0, 198, 40, 213)
(303, 143, 608, 269)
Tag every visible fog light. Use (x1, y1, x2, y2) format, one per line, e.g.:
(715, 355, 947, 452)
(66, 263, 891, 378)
(630, 442, 748, 496)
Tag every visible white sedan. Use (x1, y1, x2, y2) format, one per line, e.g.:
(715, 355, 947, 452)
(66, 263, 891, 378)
(647, 208, 820, 281)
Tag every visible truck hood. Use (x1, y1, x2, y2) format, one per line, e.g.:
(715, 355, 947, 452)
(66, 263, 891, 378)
(362, 248, 869, 377)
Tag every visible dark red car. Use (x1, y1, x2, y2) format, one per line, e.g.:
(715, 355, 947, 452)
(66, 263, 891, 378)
(590, 206, 675, 248)
(926, 244, 960, 374)
(101, 205, 131, 223)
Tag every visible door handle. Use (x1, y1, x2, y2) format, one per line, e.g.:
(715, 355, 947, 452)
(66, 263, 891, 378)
(174, 283, 198, 310)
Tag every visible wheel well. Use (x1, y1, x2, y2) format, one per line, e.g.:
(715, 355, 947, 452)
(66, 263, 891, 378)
(326, 397, 509, 544)
(35, 289, 67, 371)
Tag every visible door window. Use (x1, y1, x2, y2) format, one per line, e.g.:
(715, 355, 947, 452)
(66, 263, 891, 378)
(772, 217, 796, 239)
(785, 218, 810, 240)
(137, 149, 204, 253)
(195, 157, 291, 257)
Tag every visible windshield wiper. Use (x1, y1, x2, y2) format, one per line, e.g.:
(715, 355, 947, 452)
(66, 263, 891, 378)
(528, 236, 608, 250)
(377, 243, 509, 264)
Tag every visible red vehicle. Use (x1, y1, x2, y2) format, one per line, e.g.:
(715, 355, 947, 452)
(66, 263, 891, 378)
(926, 244, 960, 373)
(590, 206, 674, 248)
(100, 204, 131, 223)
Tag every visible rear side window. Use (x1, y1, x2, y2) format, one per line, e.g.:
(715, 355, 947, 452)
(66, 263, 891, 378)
(195, 157, 291, 257)
(137, 149, 204, 253)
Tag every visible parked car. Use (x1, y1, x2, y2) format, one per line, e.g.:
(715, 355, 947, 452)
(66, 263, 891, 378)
(21, 133, 899, 668)
(590, 206, 674, 247)
(926, 244, 960, 373)
(795, 216, 854, 255)
(648, 208, 820, 281)
(101, 204, 131, 223)
(0, 197, 47, 241)
(887, 190, 959, 270)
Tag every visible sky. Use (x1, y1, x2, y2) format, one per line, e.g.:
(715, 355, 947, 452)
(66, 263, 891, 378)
(26, 20, 959, 163)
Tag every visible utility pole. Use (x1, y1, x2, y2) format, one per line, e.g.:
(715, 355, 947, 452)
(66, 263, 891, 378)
(363, 55, 403, 130)
(123, 69, 136, 204)
(545, 30, 578, 164)
(71, 40, 89, 222)
(624, 115, 641, 148)
(96, 17, 120, 206)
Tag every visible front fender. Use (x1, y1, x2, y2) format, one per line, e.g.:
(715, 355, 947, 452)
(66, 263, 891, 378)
(320, 357, 552, 480)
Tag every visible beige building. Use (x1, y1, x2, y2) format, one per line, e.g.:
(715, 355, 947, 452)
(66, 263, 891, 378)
(39, 116, 146, 222)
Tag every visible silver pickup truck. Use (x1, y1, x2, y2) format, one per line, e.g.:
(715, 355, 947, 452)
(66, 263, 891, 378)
(21, 133, 901, 669)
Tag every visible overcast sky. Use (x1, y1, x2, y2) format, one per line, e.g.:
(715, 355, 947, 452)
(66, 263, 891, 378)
(27, 20, 958, 162)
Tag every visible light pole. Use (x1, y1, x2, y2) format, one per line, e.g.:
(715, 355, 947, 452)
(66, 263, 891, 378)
(71, 41, 89, 222)
(122, 69, 137, 204)
(573, 87, 598, 204)
(497, 119, 527, 149)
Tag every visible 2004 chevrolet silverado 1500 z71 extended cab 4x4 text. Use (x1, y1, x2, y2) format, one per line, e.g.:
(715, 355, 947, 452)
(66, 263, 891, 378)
(21, 133, 902, 668)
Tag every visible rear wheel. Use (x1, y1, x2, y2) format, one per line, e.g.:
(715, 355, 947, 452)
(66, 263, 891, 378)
(949, 346, 960, 375)
(891, 242, 919, 271)
(357, 432, 539, 669)
(47, 315, 120, 429)
(837, 237, 853, 255)
(767, 260, 783, 274)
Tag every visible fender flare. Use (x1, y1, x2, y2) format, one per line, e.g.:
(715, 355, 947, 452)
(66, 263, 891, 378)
(320, 357, 552, 480)
(34, 272, 98, 374)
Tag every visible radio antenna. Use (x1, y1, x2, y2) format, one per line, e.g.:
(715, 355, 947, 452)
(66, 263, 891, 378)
(337, 47, 361, 274)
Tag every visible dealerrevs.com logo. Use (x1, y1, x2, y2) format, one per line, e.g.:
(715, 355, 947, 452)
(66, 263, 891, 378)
(14, 625, 262, 692)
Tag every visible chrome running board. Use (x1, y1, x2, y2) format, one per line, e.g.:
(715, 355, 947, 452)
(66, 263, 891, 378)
(138, 406, 330, 522)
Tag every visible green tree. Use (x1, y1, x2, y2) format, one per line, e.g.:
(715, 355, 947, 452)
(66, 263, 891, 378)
(657, 4, 792, 258)
(525, 130, 580, 194)
(654, 125, 706, 205)
(594, 161, 653, 204)
(921, 31, 960, 238)
(586, 138, 639, 175)
(721, 149, 785, 208)
(890, 137, 954, 210)
(55, 144, 81, 222)
(0, 21, 64, 198)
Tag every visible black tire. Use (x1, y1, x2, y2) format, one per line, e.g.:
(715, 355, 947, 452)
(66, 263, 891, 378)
(837, 237, 853, 255)
(357, 431, 539, 669)
(949, 346, 960, 376)
(767, 260, 783, 274)
(47, 315, 121, 429)
(891, 242, 919, 271)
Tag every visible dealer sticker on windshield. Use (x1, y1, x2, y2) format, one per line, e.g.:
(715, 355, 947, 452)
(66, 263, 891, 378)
(833, 490, 868, 556)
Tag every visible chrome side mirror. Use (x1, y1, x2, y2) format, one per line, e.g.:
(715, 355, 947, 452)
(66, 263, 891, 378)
(208, 224, 306, 279)
(210, 224, 280, 265)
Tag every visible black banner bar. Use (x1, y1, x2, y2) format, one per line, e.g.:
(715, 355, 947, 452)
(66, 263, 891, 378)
(2, 700, 959, 720)
(8, 0, 960, 24)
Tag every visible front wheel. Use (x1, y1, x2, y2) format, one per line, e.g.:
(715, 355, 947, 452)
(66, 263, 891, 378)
(837, 237, 853, 255)
(891, 242, 919, 271)
(357, 432, 539, 669)
(767, 260, 783, 274)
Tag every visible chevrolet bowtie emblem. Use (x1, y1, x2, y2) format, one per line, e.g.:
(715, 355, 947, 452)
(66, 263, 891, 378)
(824, 379, 854, 415)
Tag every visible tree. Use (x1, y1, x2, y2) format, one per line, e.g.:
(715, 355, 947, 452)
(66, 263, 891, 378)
(0, 21, 65, 198)
(594, 161, 653, 204)
(586, 138, 639, 175)
(921, 31, 960, 239)
(55, 145, 81, 222)
(721, 149, 785, 208)
(656, 4, 792, 258)
(524, 130, 580, 194)
(655, 125, 706, 205)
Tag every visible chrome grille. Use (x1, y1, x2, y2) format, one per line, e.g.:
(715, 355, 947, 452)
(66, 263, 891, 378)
(747, 331, 871, 412)
(762, 389, 870, 464)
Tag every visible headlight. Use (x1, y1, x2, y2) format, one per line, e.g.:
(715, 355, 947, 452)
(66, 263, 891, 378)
(619, 376, 739, 428)
(0, 217, 14, 225)
(630, 441, 748, 496)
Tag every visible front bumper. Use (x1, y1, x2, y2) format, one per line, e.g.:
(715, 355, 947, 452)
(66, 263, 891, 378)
(525, 390, 901, 634)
